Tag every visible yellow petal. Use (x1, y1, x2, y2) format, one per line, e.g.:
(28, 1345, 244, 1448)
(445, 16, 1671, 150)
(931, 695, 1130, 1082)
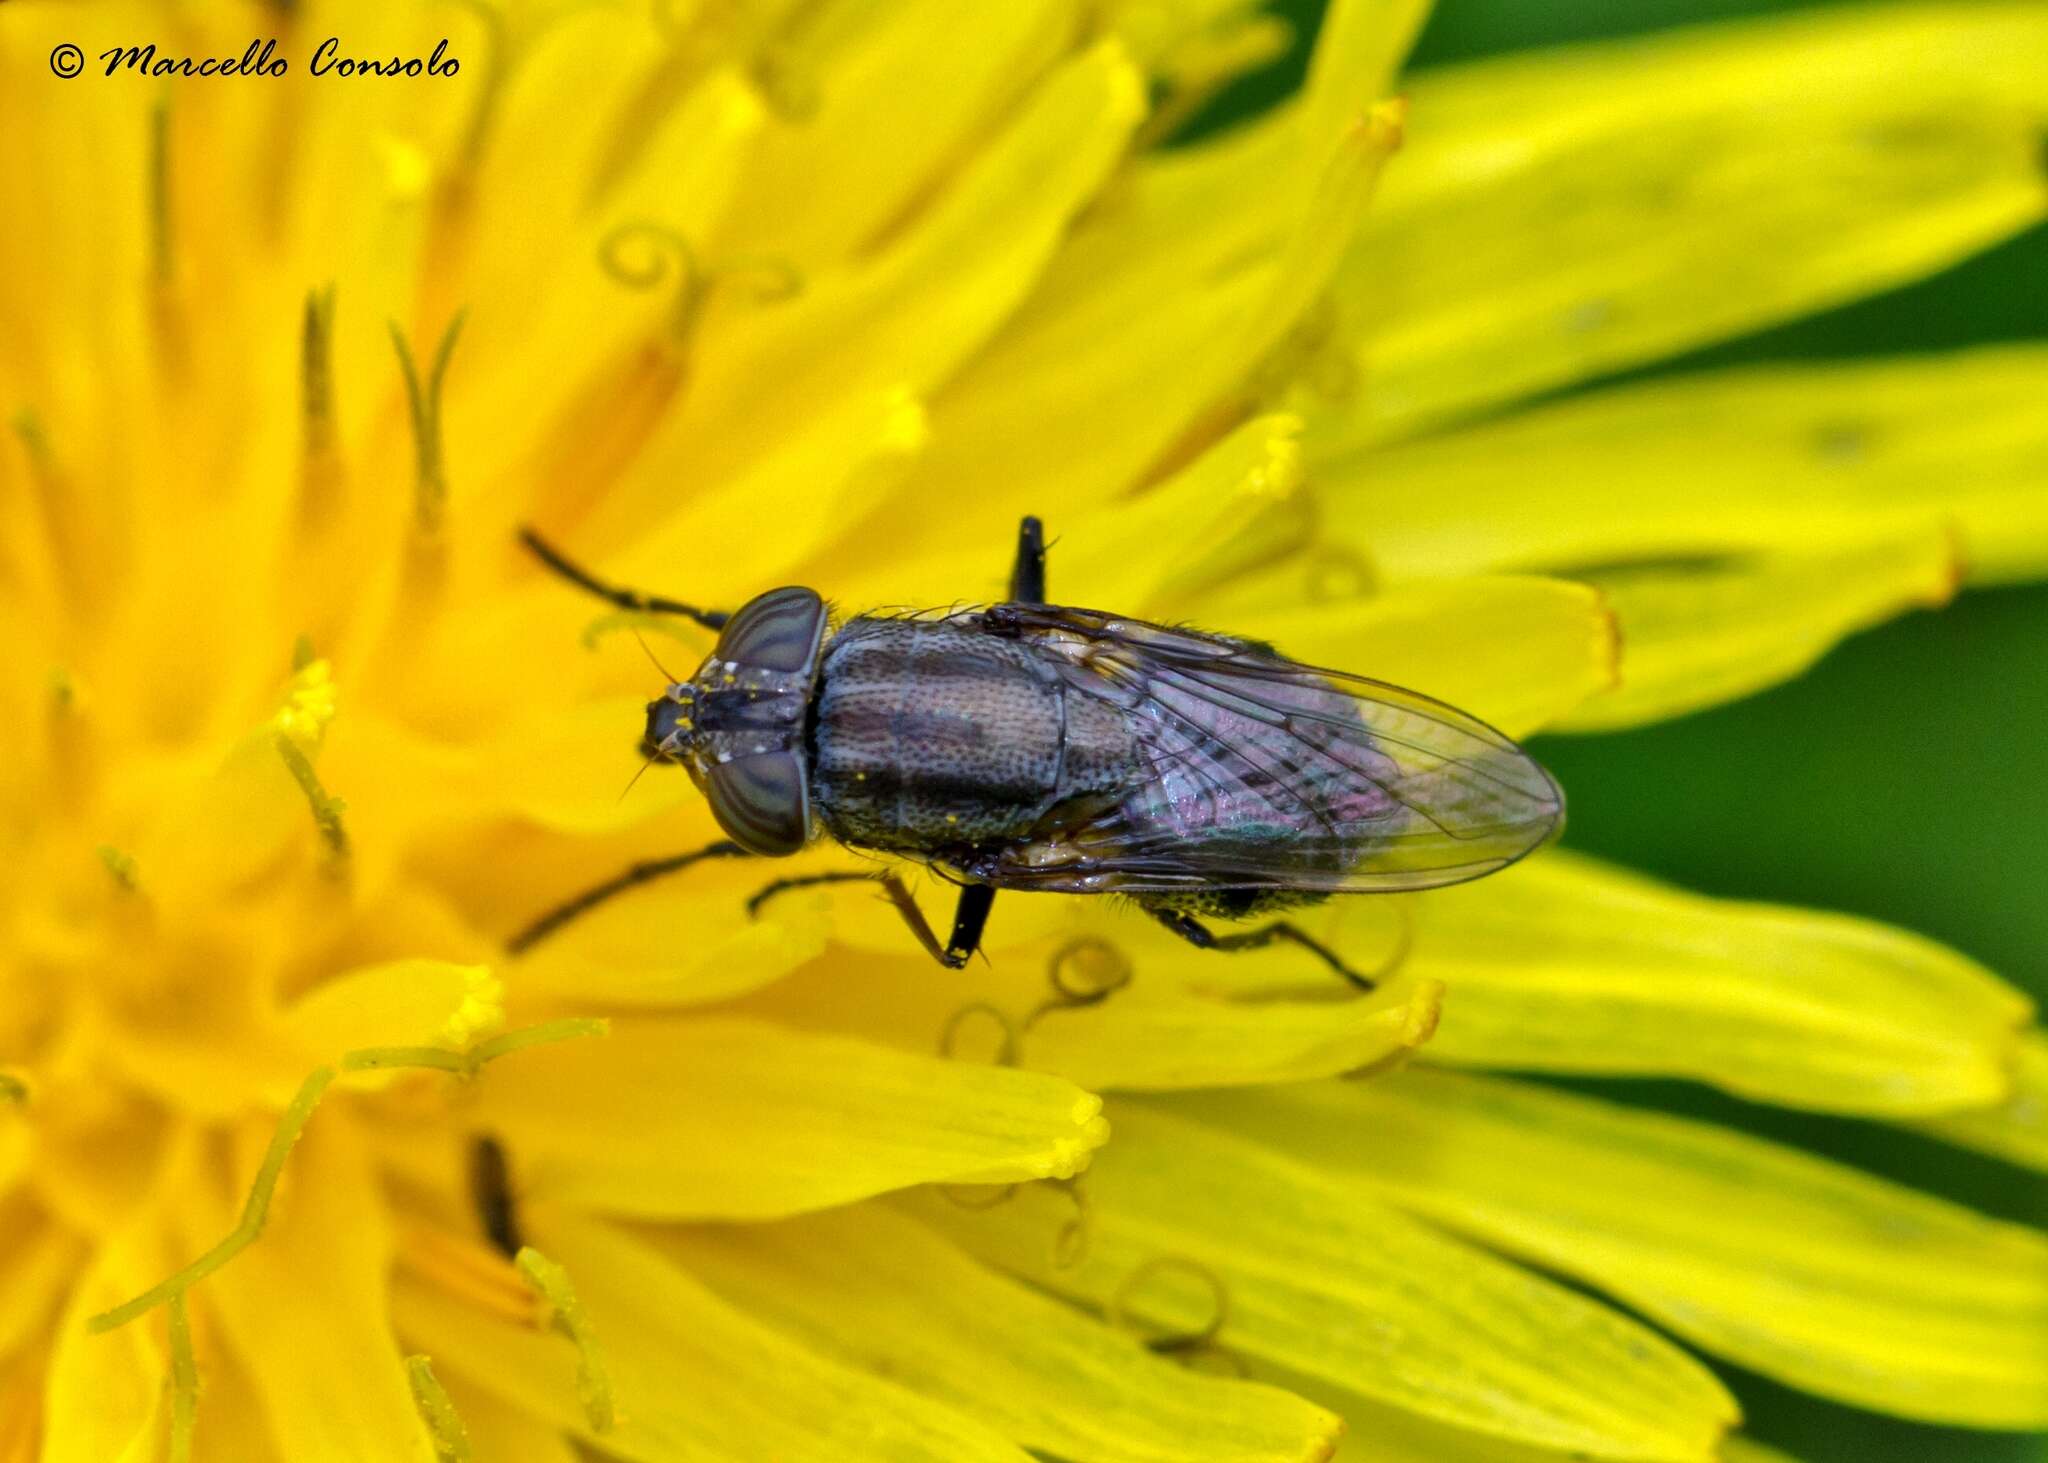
(1322, 5, 2048, 443)
(1722, 1441, 1806, 1463)
(438, 1372, 581, 1463)
(1258, 1362, 1695, 1463)
(849, 412, 1315, 612)
(281, 958, 502, 1063)
(1552, 528, 1960, 731)
(662, 1202, 1344, 1463)
(729, 894, 1439, 1094)
(1408, 851, 2031, 1116)
(41, 1238, 166, 1463)
(600, 39, 1145, 562)
(1324, 346, 2048, 586)
(1179, 1069, 2048, 1427)
(397, 1208, 1032, 1462)
(715, 0, 1077, 264)
(1918, 1029, 2048, 1171)
(0, 1201, 80, 1358)
(506, 877, 828, 1009)
(1224, 575, 1617, 739)
(863, 9, 1407, 564)
(196, 1113, 435, 1460)
(1022, 974, 1442, 1091)
(475, 1015, 1107, 1218)
(918, 1100, 1736, 1461)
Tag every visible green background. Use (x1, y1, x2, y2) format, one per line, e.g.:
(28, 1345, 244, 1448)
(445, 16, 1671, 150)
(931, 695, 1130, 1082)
(1210, 3, 2048, 1459)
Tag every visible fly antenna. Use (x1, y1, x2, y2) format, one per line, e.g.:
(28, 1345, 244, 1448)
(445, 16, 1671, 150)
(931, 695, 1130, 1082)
(632, 628, 680, 685)
(618, 752, 658, 805)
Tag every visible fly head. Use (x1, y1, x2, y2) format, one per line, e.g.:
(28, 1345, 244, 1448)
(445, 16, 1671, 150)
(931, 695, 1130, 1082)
(644, 585, 830, 856)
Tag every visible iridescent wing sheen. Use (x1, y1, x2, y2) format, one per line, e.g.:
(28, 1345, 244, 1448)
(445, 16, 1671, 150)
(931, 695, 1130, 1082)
(979, 605, 1564, 895)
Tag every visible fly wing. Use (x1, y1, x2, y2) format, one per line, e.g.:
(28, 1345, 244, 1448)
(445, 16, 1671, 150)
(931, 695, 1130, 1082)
(982, 606, 1563, 895)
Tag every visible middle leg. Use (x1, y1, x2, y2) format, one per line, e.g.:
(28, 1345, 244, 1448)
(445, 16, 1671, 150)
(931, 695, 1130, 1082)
(750, 871, 996, 971)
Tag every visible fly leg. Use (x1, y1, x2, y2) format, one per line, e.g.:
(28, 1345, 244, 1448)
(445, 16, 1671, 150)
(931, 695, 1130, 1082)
(507, 839, 751, 953)
(749, 873, 995, 971)
(1148, 909, 1378, 992)
(469, 1135, 522, 1258)
(1010, 515, 1047, 602)
(938, 513, 1043, 977)
(519, 526, 732, 632)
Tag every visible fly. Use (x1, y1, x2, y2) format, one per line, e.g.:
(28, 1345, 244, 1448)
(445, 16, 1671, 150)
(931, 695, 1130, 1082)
(510, 517, 1563, 988)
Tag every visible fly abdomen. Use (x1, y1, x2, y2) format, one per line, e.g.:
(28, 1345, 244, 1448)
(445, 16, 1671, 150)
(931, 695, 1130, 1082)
(812, 617, 1135, 852)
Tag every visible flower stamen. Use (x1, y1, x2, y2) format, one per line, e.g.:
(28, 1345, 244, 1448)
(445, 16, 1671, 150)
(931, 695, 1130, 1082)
(937, 1002, 1019, 1067)
(1042, 936, 1134, 1011)
(149, 98, 174, 286)
(90, 1021, 608, 1333)
(167, 1292, 198, 1463)
(1049, 1176, 1092, 1270)
(1110, 1254, 1233, 1363)
(339, 1018, 609, 1082)
(87, 1064, 339, 1334)
(96, 845, 141, 893)
(299, 286, 340, 514)
(515, 1246, 617, 1432)
(13, 410, 90, 613)
(406, 1355, 473, 1463)
(598, 221, 802, 350)
(390, 312, 468, 536)
(274, 734, 349, 867)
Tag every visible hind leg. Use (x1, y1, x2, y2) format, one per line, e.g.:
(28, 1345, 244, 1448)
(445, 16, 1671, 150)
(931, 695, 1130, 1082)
(1147, 908, 1378, 992)
(1142, 890, 1379, 991)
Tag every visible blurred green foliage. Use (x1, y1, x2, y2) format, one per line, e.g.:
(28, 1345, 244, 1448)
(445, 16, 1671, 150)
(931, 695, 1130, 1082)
(1207, 3, 2048, 1459)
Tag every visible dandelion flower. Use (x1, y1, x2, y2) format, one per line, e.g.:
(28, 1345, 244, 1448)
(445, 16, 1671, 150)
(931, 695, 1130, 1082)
(2, 1, 2045, 1461)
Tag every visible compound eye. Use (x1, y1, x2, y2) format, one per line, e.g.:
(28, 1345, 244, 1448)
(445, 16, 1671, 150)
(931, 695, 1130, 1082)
(705, 751, 810, 855)
(715, 587, 826, 676)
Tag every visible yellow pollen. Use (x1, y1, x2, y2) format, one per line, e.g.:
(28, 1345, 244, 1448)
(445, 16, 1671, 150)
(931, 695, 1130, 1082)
(274, 658, 339, 746)
(377, 133, 433, 202)
(437, 966, 507, 1048)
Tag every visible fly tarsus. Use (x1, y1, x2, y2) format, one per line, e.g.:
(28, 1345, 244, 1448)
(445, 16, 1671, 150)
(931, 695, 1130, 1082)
(1148, 907, 1378, 992)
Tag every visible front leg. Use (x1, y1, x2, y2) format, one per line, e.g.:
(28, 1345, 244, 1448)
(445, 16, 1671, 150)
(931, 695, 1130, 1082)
(520, 526, 732, 632)
(508, 839, 751, 952)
